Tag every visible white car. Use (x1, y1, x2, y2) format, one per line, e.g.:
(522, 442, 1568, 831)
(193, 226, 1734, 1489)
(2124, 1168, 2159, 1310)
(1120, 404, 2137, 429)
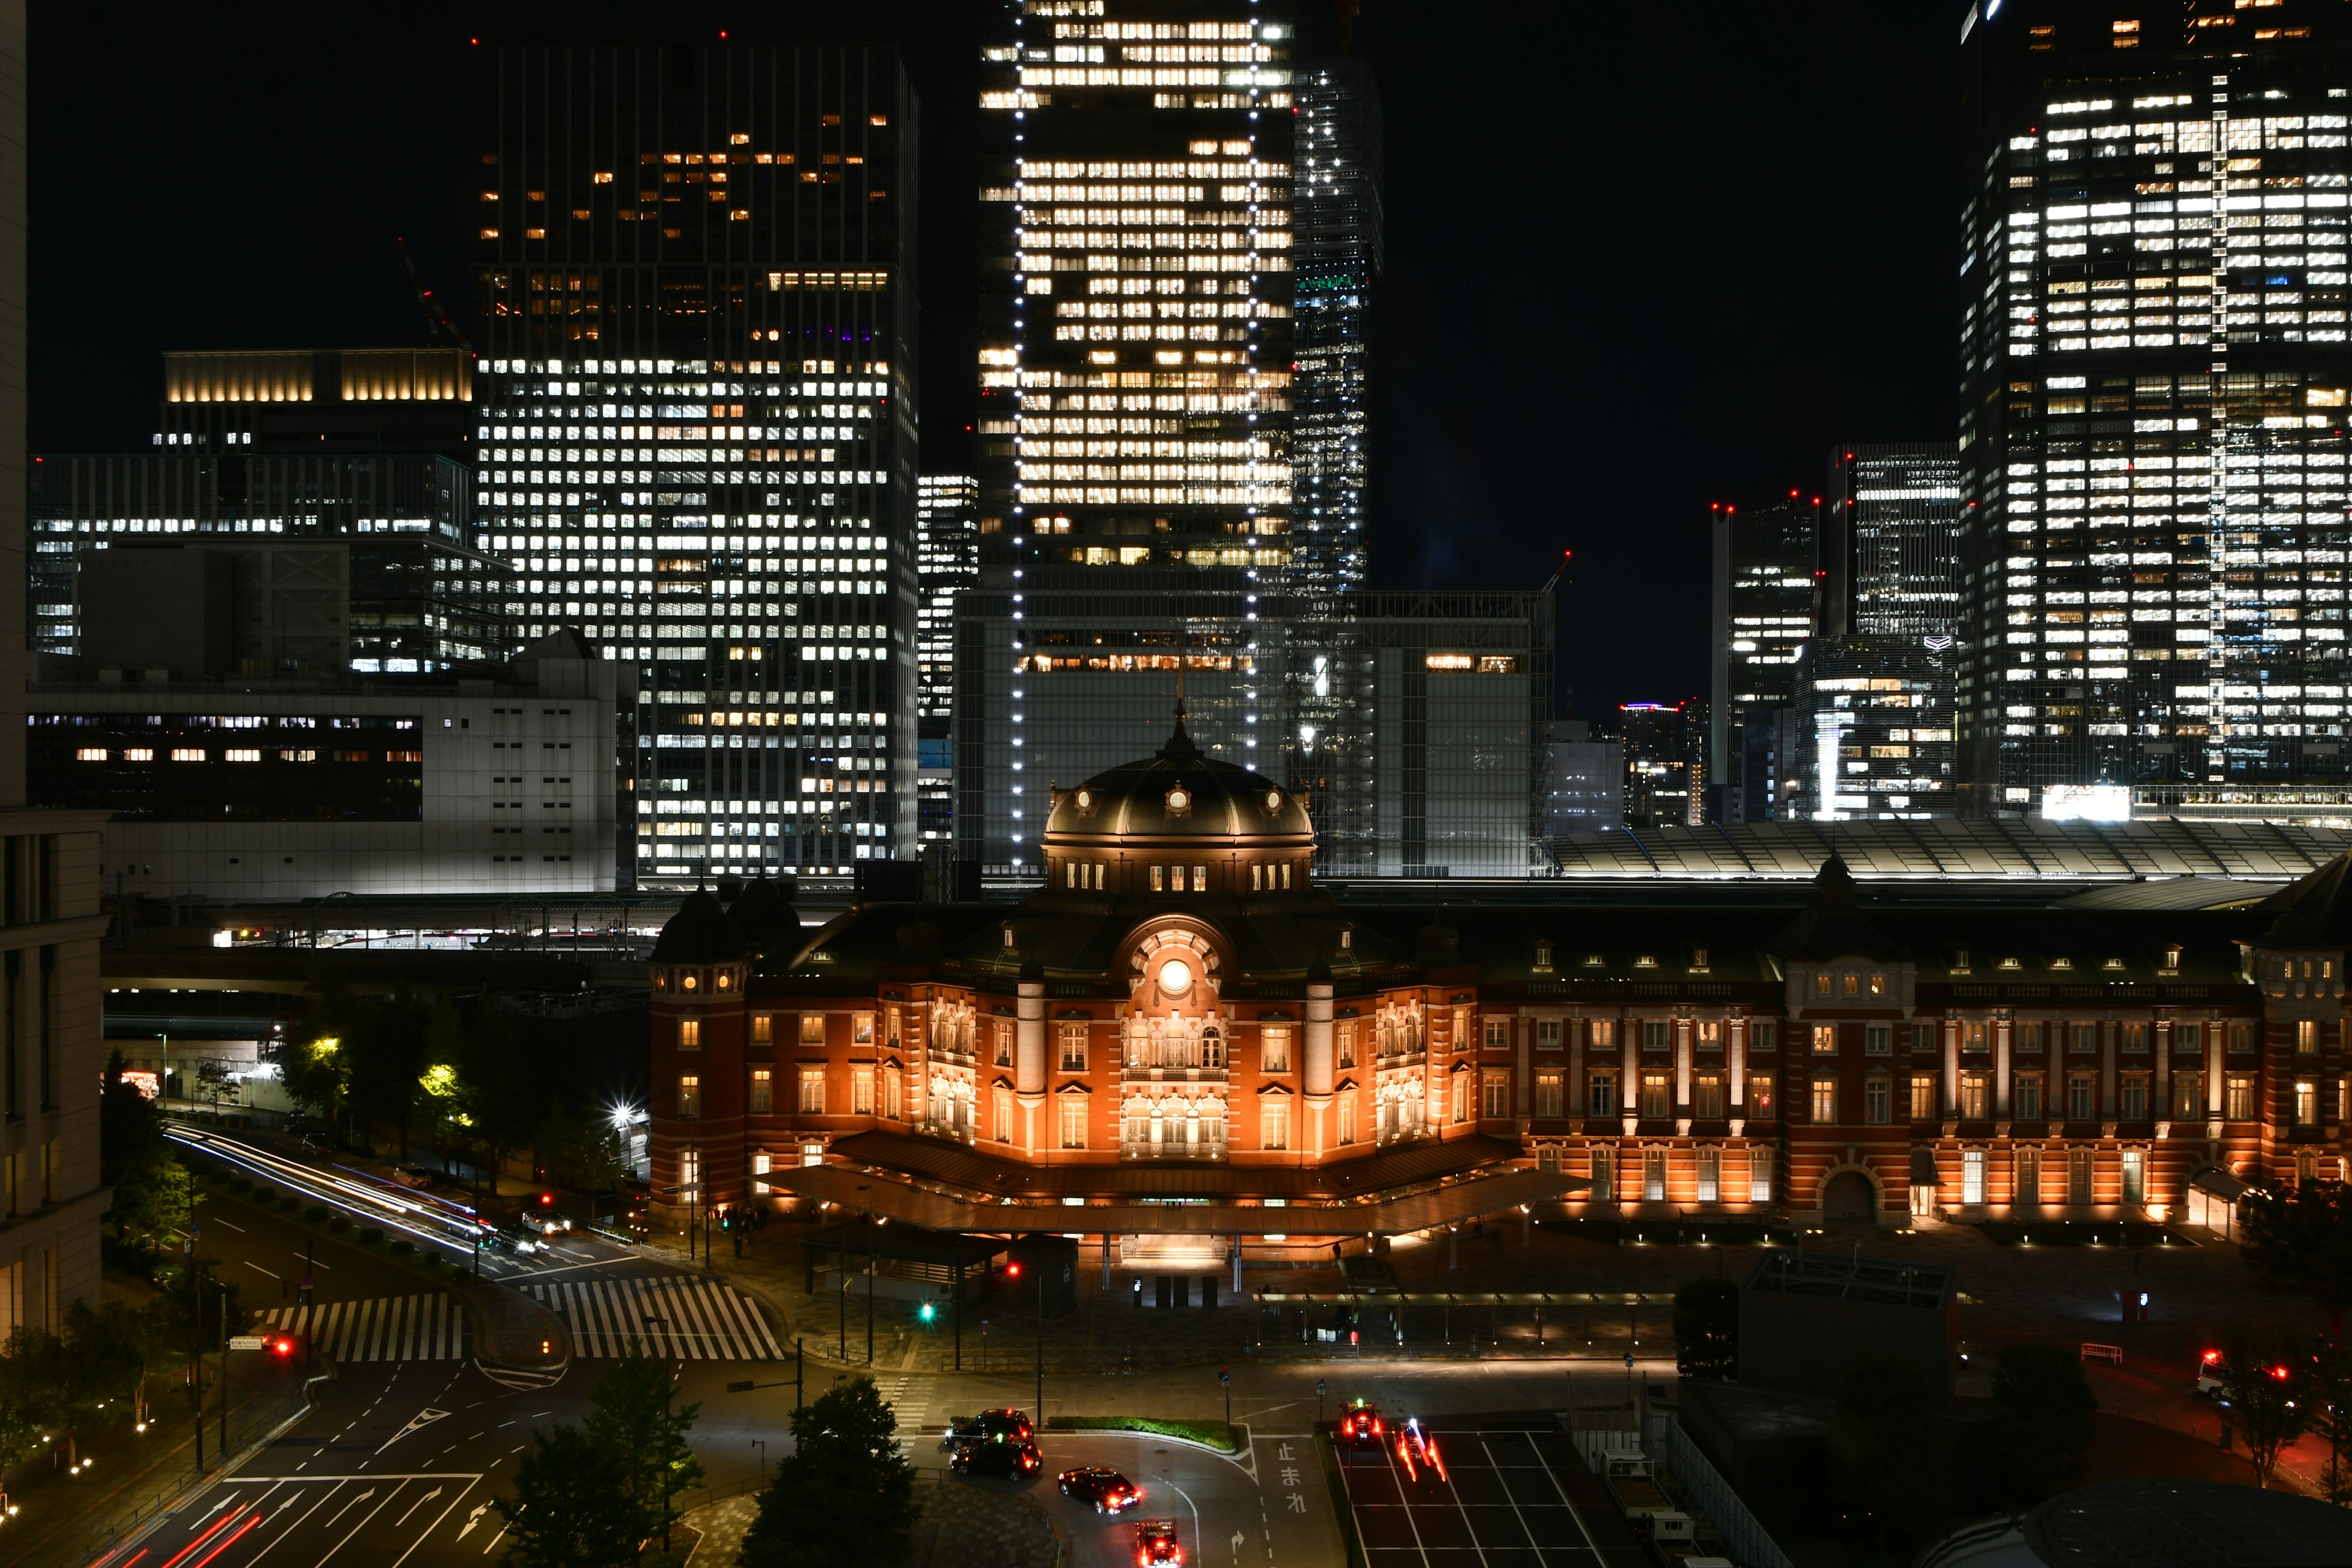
(518, 1205, 574, 1237)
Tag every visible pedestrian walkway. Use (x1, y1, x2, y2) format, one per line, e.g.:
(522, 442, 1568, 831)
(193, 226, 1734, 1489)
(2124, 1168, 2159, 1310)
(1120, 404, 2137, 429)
(257, 1293, 468, 1362)
(526, 1274, 786, 1361)
(866, 1373, 936, 1437)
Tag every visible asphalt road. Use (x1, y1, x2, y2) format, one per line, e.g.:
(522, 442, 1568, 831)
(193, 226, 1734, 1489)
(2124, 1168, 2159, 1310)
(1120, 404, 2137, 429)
(194, 1189, 440, 1312)
(117, 1357, 558, 1568)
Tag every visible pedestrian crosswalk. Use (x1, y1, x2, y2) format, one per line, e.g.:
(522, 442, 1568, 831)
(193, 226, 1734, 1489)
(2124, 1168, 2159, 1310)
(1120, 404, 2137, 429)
(524, 1275, 786, 1362)
(257, 1294, 469, 1362)
(866, 1375, 933, 1436)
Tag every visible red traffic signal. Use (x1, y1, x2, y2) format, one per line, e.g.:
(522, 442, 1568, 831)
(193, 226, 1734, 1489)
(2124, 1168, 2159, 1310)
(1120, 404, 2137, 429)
(1006, 1262, 1023, 1279)
(271, 1336, 296, 1357)
(540, 1193, 554, 1207)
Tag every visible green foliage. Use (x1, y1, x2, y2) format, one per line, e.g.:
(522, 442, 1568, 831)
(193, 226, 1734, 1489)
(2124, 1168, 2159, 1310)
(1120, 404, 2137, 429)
(2216, 1330, 2310, 1489)
(342, 992, 432, 1159)
(274, 1030, 349, 1123)
(739, 1375, 918, 1568)
(108, 1155, 196, 1250)
(1043, 1415, 1236, 1450)
(152, 1262, 252, 1362)
(1672, 1278, 1739, 1381)
(532, 1099, 631, 1197)
(584, 1348, 705, 1549)
(0, 1300, 153, 1466)
(494, 1420, 646, 1568)
(2239, 1179, 2352, 1344)
(99, 1049, 167, 1186)
(1825, 1352, 1949, 1561)
(1991, 1344, 2098, 1505)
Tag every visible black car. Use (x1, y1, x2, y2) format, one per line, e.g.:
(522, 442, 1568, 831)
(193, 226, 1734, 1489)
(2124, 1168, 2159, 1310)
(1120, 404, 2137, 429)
(951, 1438, 1041, 1479)
(1339, 1400, 1384, 1446)
(1058, 1465, 1141, 1513)
(942, 1408, 1033, 1449)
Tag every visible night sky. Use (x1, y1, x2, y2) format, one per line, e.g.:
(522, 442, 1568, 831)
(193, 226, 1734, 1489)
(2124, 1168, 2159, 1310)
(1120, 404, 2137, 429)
(30, 2, 1959, 717)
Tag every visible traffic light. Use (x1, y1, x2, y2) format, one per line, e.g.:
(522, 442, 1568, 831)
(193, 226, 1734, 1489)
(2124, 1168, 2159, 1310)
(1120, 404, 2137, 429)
(919, 1302, 937, 1323)
(1006, 1261, 1022, 1280)
(271, 1336, 296, 1358)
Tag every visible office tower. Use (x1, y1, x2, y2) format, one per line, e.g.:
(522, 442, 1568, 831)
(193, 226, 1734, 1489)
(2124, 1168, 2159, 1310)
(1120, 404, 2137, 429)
(1618, 701, 1703, 828)
(1825, 444, 1961, 639)
(916, 473, 976, 843)
(0, 0, 110, 1343)
(154, 347, 474, 462)
(1958, 1, 2352, 816)
(1797, 444, 1967, 820)
(1544, 720, 1624, 839)
(1709, 498, 1819, 820)
(32, 449, 510, 672)
(1293, 56, 1381, 598)
(965, 1, 1295, 872)
(472, 44, 919, 884)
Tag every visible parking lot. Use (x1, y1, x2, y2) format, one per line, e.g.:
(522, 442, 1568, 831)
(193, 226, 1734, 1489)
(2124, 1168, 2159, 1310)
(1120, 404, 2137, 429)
(1335, 1419, 1608, 1568)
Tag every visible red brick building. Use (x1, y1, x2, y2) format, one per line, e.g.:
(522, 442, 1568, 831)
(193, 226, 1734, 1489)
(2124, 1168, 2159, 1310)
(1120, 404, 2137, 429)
(647, 721, 2350, 1241)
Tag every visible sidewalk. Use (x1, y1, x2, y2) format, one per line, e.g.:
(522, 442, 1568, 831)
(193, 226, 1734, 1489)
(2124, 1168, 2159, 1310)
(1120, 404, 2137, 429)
(649, 1208, 2338, 1383)
(3, 1356, 312, 1568)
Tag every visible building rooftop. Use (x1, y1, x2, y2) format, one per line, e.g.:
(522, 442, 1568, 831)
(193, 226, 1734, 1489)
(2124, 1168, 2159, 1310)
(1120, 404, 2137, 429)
(1547, 818, 2352, 883)
(1746, 1250, 1954, 1311)
(1921, 1479, 2352, 1568)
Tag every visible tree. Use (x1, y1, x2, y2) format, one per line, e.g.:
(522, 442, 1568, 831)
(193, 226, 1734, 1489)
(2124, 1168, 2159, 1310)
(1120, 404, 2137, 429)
(1991, 1344, 2099, 1505)
(739, 1375, 919, 1568)
(274, 1031, 349, 1130)
(582, 1348, 704, 1550)
(99, 1048, 167, 1187)
(344, 993, 431, 1159)
(494, 1420, 645, 1568)
(100, 1049, 194, 1248)
(456, 1008, 533, 1187)
(533, 1099, 631, 1197)
(1673, 1279, 1738, 1381)
(2217, 1331, 2310, 1490)
(1825, 1352, 1948, 1560)
(153, 1261, 250, 1365)
(0, 1302, 146, 1466)
(2239, 1179, 2352, 1346)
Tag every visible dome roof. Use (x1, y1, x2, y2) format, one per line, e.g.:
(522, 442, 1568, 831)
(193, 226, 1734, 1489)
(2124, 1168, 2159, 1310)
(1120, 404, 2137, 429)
(652, 888, 750, 963)
(1044, 711, 1312, 845)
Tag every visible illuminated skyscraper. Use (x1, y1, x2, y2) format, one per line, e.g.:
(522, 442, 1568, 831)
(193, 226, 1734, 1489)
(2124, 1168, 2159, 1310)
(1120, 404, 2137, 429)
(472, 44, 919, 884)
(1825, 444, 1961, 639)
(917, 473, 977, 843)
(1958, 1, 2352, 815)
(964, 1, 1294, 870)
(1709, 498, 1819, 820)
(1293, 56, 1380, 598)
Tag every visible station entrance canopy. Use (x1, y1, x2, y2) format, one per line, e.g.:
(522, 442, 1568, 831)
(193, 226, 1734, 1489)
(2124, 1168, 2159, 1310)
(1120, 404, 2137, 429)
(760, 1165, 1583, 1239)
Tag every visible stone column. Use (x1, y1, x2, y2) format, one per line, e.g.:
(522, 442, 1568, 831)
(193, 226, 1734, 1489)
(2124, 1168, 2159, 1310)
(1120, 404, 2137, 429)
(1303, 970, 1333, 1152)
(2100, 1018, 2118, 1120)
(1016, 966, 1046, 1150)
(1995, 1017, 2013, 1118)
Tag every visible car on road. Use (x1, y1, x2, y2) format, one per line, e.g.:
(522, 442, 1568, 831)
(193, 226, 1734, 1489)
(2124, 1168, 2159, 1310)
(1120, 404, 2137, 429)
(942, 1408, 1034, 1448)
(951, 1438, 1042, 1480)
(1339, 1400, 1384, 1445)
(2198, 1349, 2227, 1400)
(518, 1207, 575, 1238)
(1058, 1466, 1140, 1513)
(490, 1219, 544, 1256)
(1396, 1416, 1448, 1481)
(1133, 1518, 1184, 1565)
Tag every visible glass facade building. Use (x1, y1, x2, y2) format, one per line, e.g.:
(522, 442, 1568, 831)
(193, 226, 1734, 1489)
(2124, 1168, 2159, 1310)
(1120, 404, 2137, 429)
(917, 473, 978, 844)
(976, 0, 1295, 578)
(1958, 1, 2352, 814)
(1826, 443, 1961, 639)
(1292, 57, 1380, 598)
(31, 453, 511, 674)
(470, 45, 921, 883)
(1710, 498, 1820, 821)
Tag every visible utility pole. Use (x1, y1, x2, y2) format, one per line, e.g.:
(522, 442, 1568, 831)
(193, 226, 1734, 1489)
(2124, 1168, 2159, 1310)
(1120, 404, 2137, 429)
(794, 1338, 804, 1417)
(217, 1278, 230, 1463)
(192, 1262, 206, 1474)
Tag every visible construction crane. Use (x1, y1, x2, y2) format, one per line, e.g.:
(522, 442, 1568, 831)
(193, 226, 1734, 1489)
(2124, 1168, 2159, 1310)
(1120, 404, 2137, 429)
(1539, 548, 1574, 598)
(398, 238, 474, 355)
